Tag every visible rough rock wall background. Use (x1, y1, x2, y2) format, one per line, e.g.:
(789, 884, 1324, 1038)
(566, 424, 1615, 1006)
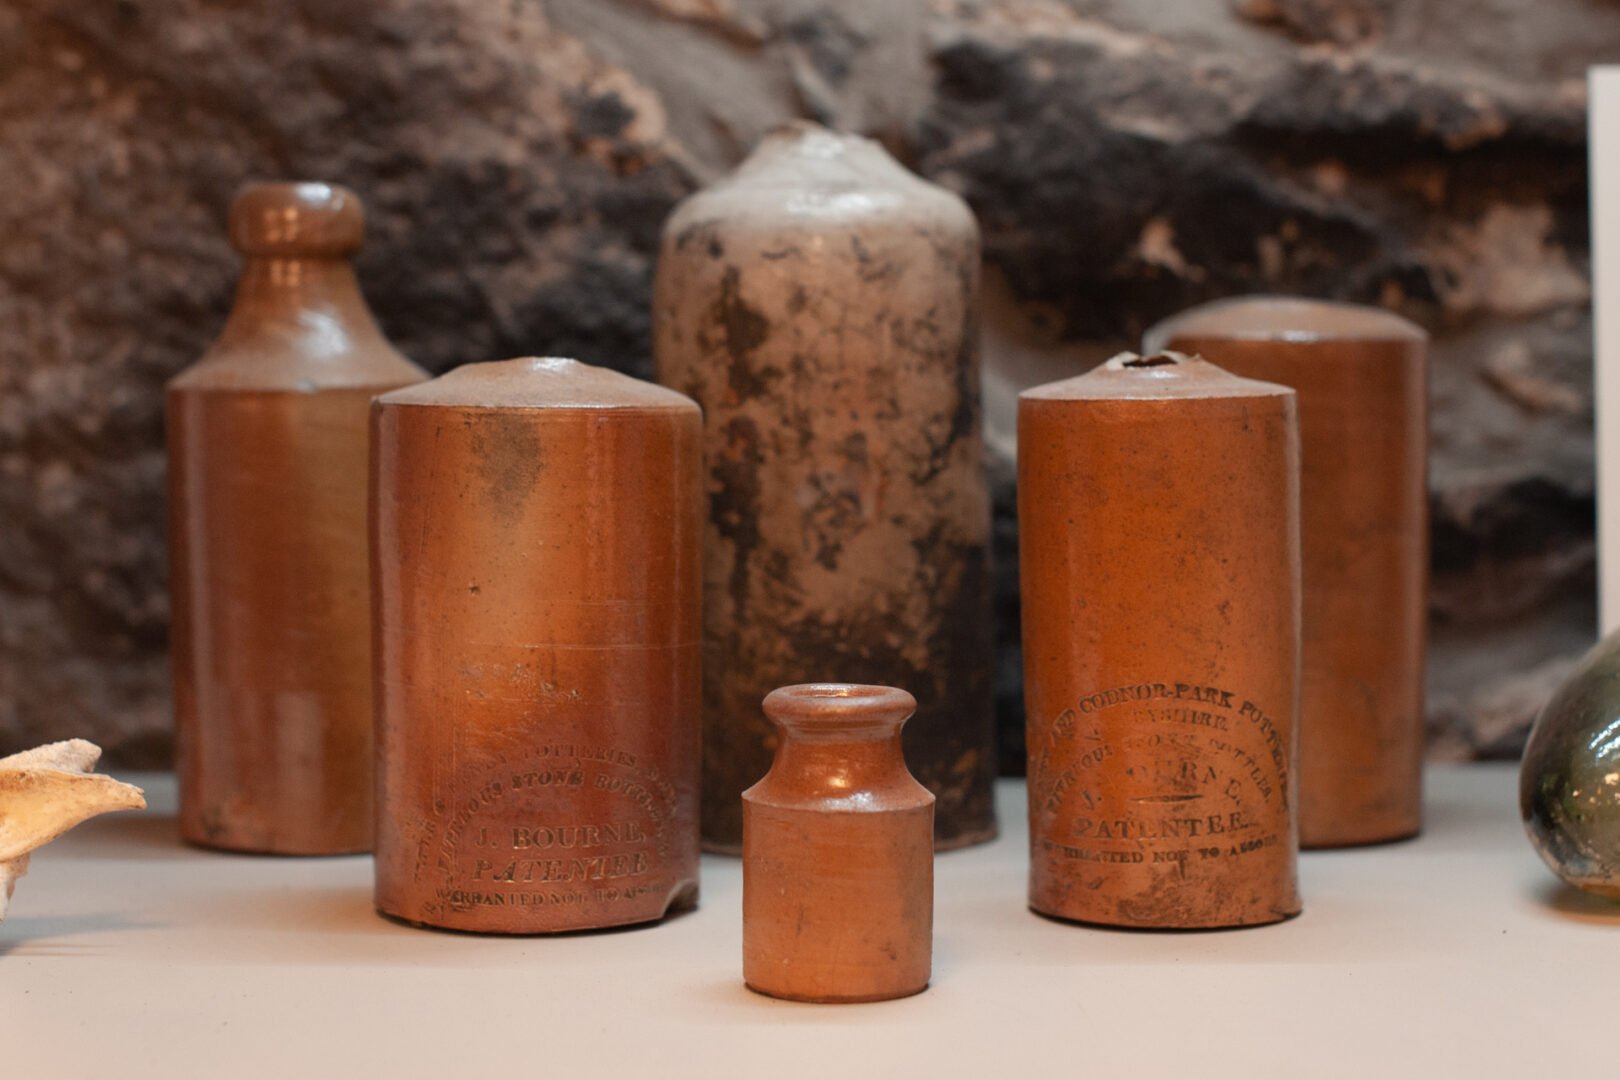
(0, 0, 1605, 766)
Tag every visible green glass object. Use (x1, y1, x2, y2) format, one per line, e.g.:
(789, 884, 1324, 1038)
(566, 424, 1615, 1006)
(1521, 629, 1620, 898)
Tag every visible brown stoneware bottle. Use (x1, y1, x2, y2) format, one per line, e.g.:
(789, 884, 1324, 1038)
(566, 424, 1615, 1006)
(654, 121, 996, 853)
(1145, 297, 1428, 848)
(743, 684, 933, 1003)
(1019, 352, 1302, 929)
(371, 358, 702, 933)
(168, 181, 426, 854)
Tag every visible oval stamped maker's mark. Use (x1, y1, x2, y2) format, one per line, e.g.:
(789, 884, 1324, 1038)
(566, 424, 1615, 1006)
(1033, 680, 1289, 876)
(417, 743, 679, 918)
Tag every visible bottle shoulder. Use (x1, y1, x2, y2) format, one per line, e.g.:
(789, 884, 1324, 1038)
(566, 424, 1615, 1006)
(663, 125, 976, 254)
(743, 772, 934, 814)
(170, 332, 426, 394)
(1144, 295, 1426, 349)
(374, 357, 696, 412)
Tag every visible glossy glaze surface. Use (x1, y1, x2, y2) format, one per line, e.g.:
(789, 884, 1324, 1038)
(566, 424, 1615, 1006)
(743, 684, 934, 1002)
(371, 358, 702, 933)
(168, 181, 425, 854)
(654, 121, 997, 853)
(1019, 352, 1303, 928)
(1147, 297, 1428, 848)
(1521, 629, 1620, 897)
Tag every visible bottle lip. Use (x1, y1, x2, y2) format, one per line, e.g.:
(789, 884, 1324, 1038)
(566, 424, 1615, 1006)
(1108, 351, 1186, 371)
(229, 181, 364, 258)
(762, 684, 917, 732)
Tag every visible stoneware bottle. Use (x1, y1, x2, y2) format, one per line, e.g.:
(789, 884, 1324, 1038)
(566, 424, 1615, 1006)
(371, 357, 702, 933)
(1019, 352, 1302, 929)
(654, 121, 996, 853)
(743, 684, 933, 1003)
(168, 181, 426, 854)
(1521, 627, 1620, 897)
(1146, 297, 1428, 848)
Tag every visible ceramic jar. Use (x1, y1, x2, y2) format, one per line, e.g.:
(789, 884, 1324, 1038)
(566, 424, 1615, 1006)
(743, 684, 933, 1002)
(371, 358, 702, 933)
(654, 121, 997, 852)
(1147, 297, 1428, 847)
(1019, 352, 1303, 928)
(168, 181, 426, 854)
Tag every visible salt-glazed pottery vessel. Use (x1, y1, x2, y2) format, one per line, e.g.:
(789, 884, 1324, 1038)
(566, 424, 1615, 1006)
(371, 358, 702, 933)
(1147, 297, 1428, 848)
(1019, 352, 1303, 929)
(743, 684, 934, 1002)
(654, 121, 997, 853)
(168, 181, 426, 855)
(1521, 628, 1620, 897)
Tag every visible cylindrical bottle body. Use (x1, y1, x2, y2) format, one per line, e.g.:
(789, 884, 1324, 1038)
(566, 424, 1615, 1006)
(654, 123, 996, 852)
(1149, 299, 1427, 847)
(170, 382, 406, 854)
(371, 367, 702, 933)
(1019, 355, 1302, 928)
(743, 799, 933, 1002)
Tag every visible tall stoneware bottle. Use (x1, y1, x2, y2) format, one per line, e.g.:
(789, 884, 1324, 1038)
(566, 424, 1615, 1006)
(654, 121, 996, 852)
(371, 358, 702, 933)
(1146, 297, 1427, 848)
(1019, 352, 1302, 928)
(168, 181, 426, 854)
(743, 683, 934, 1003)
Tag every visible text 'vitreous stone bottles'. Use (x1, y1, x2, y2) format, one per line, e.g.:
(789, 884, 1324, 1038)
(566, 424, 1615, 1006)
(1147, 297, 1428, 848)
(168, 181, 426, 855)
(371, 358, 702, 933)
(1019, 352, 1303, 929)
(743, 684, 933, 1002)
(654, 120, 997, 853)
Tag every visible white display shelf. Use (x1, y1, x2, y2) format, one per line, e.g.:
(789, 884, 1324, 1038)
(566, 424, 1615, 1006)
(1, 765, 1613, 1079)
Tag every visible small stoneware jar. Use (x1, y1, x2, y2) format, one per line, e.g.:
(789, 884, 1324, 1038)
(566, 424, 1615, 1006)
(743, 684, 934, 1003)
(371, 357, 702, 934)
(1019, 352, 1303, 929)
(168, 181, 426, 855)
(1147, 297, 1428, 848)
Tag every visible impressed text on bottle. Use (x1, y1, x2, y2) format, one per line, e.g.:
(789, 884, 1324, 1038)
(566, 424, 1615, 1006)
(1032, 680, 1289, 871)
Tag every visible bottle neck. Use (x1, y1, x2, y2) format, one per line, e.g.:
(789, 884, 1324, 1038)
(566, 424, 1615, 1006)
(218, 257, 390, 351)
(769, 726, 910, 796)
